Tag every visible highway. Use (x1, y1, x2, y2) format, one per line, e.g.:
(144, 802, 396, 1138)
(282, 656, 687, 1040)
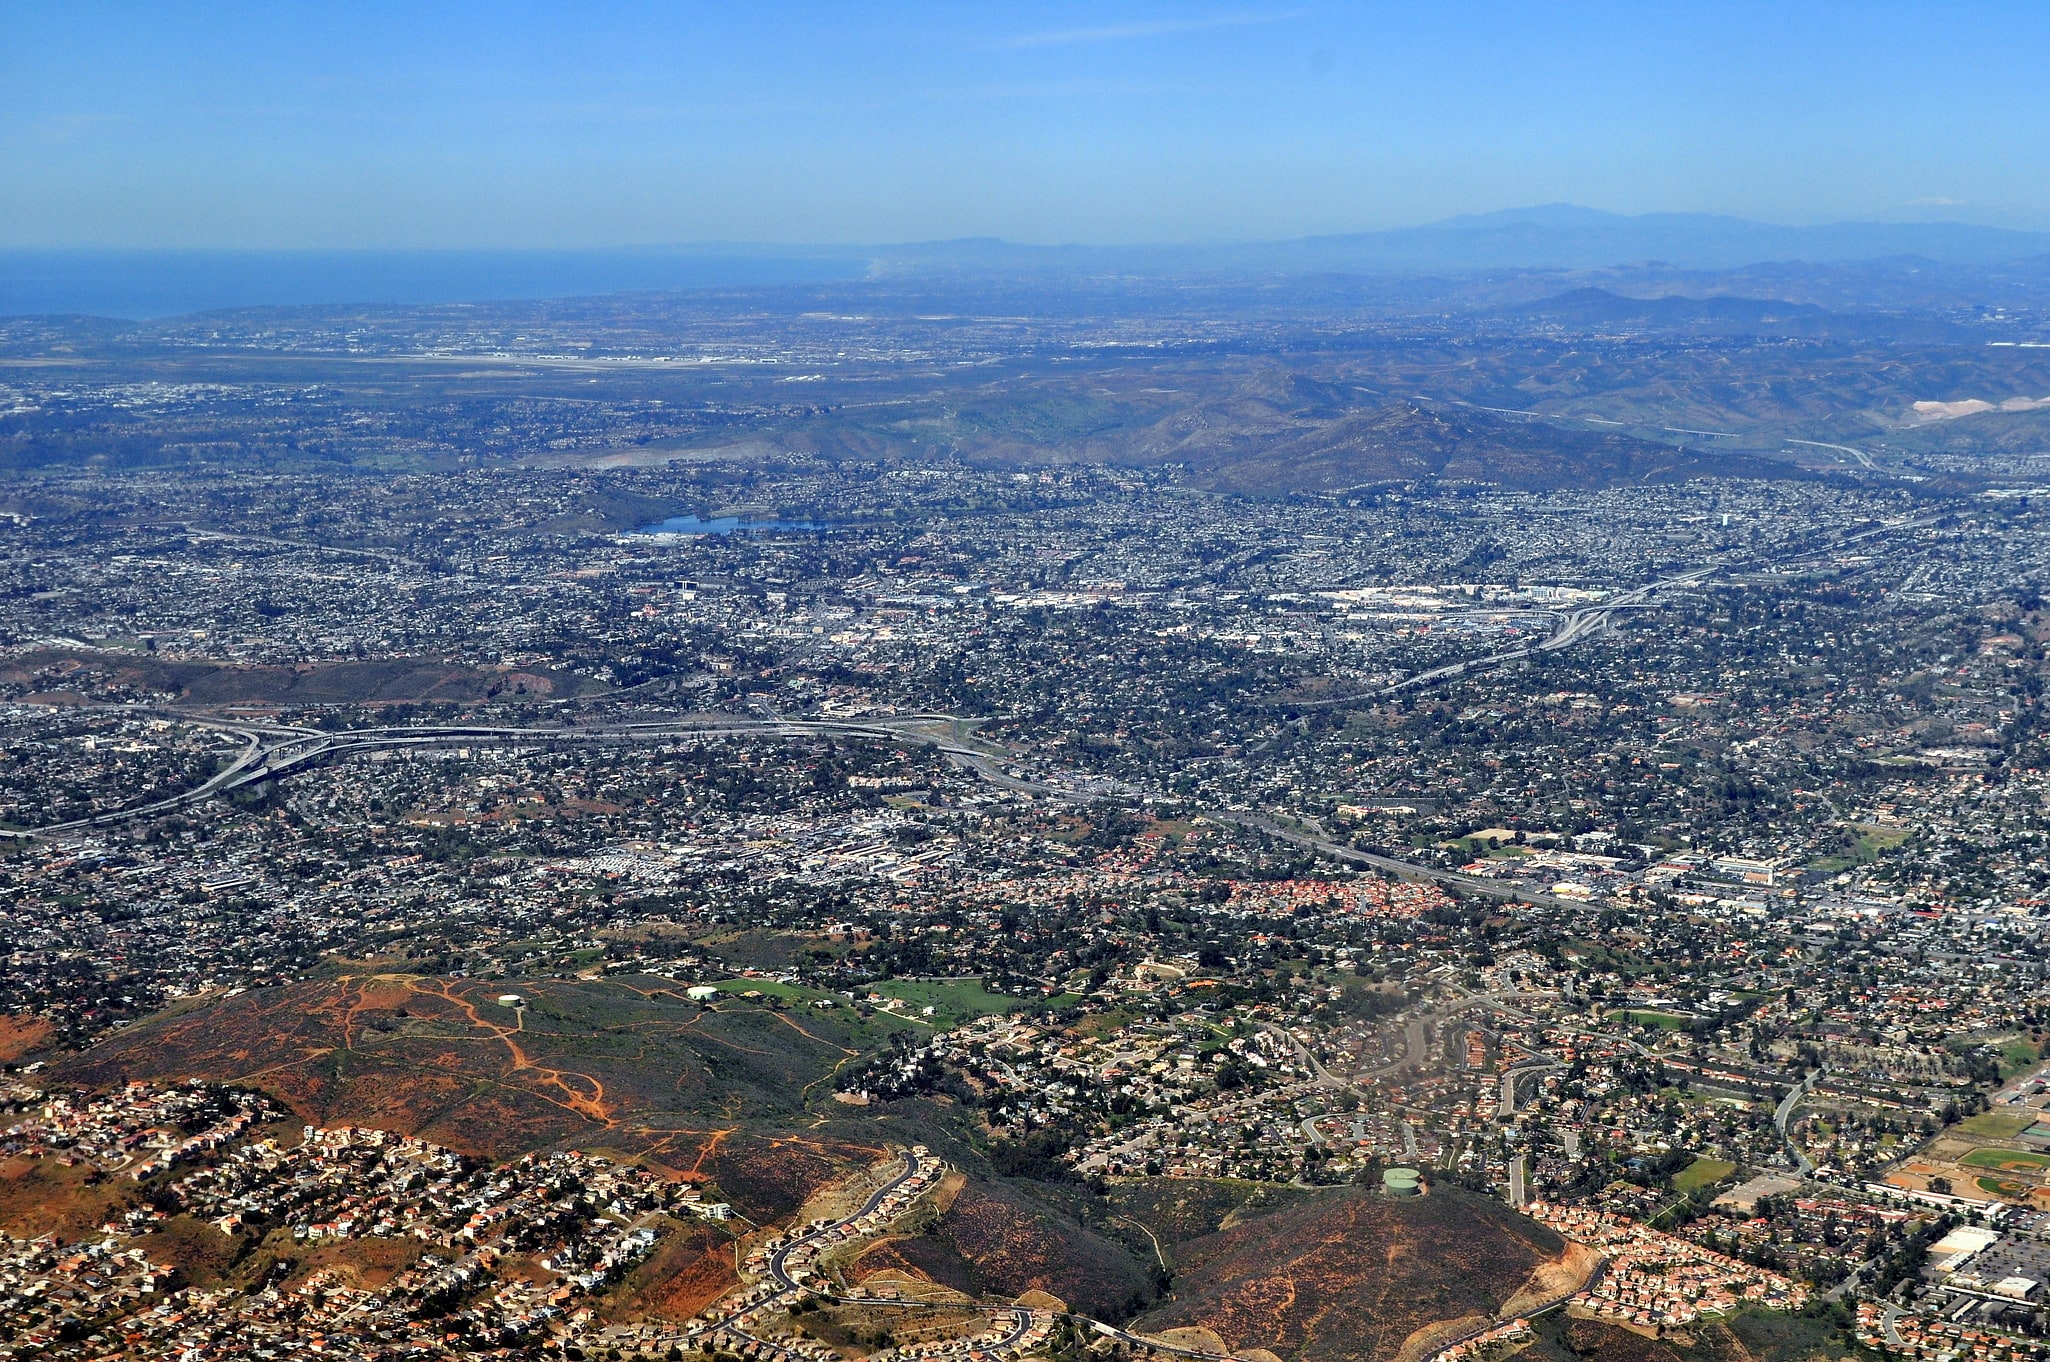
(8, 514, 1943, 849)
(1266, 511, 1943, 715)
(0, 713, 290, 840)
(142, 522, 418, 567)
(1202, 810, 1581, 909)
(1784, 439, 1878, 471)
(0, 709, 1098, 838)
(1269, 565, 1718, 713)
(0, 705, 1598, 919)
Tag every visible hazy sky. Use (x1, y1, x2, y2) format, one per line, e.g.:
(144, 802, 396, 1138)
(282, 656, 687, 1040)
(6, 1, 2048, 249)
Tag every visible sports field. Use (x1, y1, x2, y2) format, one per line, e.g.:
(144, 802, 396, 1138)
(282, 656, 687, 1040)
(1954, 1110, 2037, 1141)
(1960, 1147, 2050, 1173)
(1607, 1008, 1691, 1031)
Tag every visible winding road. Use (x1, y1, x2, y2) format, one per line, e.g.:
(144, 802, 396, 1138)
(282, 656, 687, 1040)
(1775, 1070, 1821, 1176)
(765, 1148, 928, 1292)
(713, 1149, 1039, 1362)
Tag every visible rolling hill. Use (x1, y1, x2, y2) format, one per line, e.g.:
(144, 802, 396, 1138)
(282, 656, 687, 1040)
(1180, 401, 1803, 495)
(53, 973, 892, 1218)
(1132, 1183, 1585, 1362)
(48, 981, 1607, 1349)
(855, 1175, 1160, 1320)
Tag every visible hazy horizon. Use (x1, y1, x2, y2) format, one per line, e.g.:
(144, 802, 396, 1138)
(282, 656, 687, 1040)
(7, 2, 2049, 251)
(12, 203, 2050, 320)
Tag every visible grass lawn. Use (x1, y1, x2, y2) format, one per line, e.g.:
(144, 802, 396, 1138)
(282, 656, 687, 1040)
(1609, 1008, 1692, 1030)
(710, 977, 826, 1000)
(863, 977, 1020, 1027)
(1960, 1147, 2050, 1172)
(1955, 1110, 2038, 1140)
(1807, 824, 1914, 874)
(704, 978, 937, 1043)
(1673, 1157, 1738, 1191)
(1978, 1175, 2029, 1198)
(1075, 1006, 1143, 1039)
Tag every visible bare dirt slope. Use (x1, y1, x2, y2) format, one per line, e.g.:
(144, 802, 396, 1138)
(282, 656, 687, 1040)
(1135, 1185, 1569, 1362)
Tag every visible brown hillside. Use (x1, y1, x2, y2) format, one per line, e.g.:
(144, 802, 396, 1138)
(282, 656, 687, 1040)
(1106, 1177, 1314, 1243)
(0, 1014, 54, 1063)
(853, 1233, 981, 1298)
(1136, 1185, 1570, 1362)
(52, 974, 886, 1219)
(848, 1177, 1156, 1321)
(606, 1223, 741, 1323)
(1558, 1318, 1691, 1362)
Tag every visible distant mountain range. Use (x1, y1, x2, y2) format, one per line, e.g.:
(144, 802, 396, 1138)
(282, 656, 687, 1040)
(874, 206, 2050, 276)
(8, 206, 2050, 318)
(1301, 203, 2050, 270)
(1503, 285, 1976, 342)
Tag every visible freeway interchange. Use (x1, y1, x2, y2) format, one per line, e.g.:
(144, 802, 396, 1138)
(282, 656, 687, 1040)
(1, 709, 1065, 839)
(1, 698, 1540, 917)
(7, 509, 1941, 938)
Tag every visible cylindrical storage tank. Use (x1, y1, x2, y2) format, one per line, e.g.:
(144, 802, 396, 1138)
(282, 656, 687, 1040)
(1383, 1167, 1421, 1198)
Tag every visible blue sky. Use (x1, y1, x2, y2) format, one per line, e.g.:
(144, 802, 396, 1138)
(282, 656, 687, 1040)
(4, 1, 2048, 248)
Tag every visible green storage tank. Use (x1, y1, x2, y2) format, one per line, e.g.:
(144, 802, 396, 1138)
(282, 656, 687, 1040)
(1383, 1167, 1422, 1198)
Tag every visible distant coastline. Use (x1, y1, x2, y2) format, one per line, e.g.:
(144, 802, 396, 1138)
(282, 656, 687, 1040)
(11, 208, 2050, 320)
